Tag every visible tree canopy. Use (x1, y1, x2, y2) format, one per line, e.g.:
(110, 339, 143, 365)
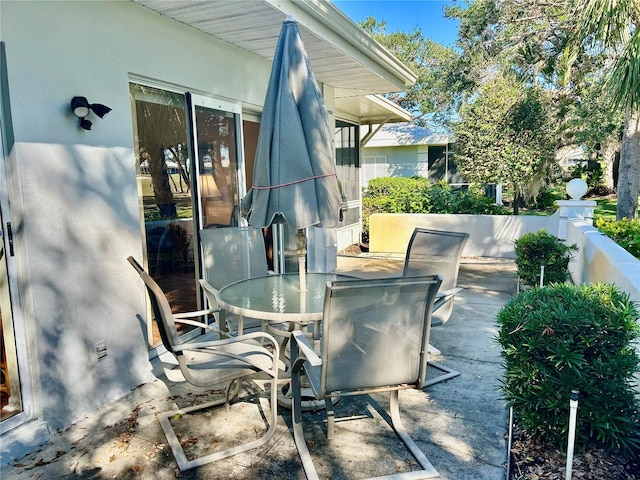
(360, 0, 638, 218)
(454, 75, 557, 213)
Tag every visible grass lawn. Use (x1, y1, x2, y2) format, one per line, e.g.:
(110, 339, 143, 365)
(593, 195, 618, 221)
(521, 195, 620, 220)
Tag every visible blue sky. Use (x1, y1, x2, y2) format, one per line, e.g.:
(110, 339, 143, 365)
(332, 0, 460, 46)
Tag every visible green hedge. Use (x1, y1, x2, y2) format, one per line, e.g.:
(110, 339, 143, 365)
(362, 178, 508, 242)
(514, 230, 578, 287)
(497, 283, 640, 456)
(595, 218, 640, 259)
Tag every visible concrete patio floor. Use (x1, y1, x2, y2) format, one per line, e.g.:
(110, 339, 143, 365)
(3, 255, 518, 480)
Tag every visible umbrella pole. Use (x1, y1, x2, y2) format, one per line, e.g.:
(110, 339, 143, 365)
(295, 229, 307, 292)
(273, 223, 285, 273)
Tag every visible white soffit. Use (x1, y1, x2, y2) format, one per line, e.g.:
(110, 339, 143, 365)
(131, 0, 417, 95)
(335, 91, 412, 124)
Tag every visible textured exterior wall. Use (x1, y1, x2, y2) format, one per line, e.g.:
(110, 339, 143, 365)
(369, 212, 558, 258)
(567, 219, 640, 303)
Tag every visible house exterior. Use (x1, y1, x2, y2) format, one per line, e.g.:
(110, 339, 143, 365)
(0, 0, 416, 462)
(361, 123, 459, 188)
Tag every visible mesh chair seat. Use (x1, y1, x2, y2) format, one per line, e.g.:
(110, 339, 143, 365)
(127, 256, 281, 472)
(403, 228, 469, 326)
(290, 276, 443, 480)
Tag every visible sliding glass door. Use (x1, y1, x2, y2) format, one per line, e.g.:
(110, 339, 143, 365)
(130, 84, 245, 347)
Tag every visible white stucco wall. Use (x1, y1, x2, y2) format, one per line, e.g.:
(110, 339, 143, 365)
(0, 0, 275, 450)
(567, 219, 640, 303)
(369, 212, 559, 258)
(2, 1, 271, 147)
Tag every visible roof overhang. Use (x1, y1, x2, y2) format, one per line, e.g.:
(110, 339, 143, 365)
(131, 0, 416, 123)
(335, 92, 413, 124)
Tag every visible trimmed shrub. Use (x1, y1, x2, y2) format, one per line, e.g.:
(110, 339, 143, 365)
(496, 283, 640, 456)
(595, 218, 640, 259)
(514, 229, 577, 287)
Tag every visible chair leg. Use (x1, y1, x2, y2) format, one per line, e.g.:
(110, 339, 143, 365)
(291, 364, 321, 480)
(159, 378, 279, 472)
(423, 362, 460, 388)
(325, 396, 336, 440)
(388, 390, 440, 478)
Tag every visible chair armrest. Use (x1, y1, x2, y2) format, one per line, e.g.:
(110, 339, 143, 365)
(178, 330, 279, 351)
(174, 331, 283, 373)
(433, 287, 462, 312)
(199, 279, 222, 309)
(291, 330, 321, 366)
(172, 318, 232, 338)
(290, 330, 322, 399)
(174, 308, 215, 319)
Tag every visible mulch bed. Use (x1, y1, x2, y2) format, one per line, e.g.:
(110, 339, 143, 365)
(339, 243, 368, 256)
(508, 419, 640, 479)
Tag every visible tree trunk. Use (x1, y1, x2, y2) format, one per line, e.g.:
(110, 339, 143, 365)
(512, 186, 520, 215)
(601, 141, 619, 190)
(616, 109, 639, 220)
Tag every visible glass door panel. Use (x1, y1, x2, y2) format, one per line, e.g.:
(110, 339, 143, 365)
(191, 100, 240, 229)
(130, 83, 198, 347)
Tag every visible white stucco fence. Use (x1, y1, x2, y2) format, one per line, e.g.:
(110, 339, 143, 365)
(567, 219, 640, 302)
(370, 212, 559, 258)
(369, 211, 640, 303)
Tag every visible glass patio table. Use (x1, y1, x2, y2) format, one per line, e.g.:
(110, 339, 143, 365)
(217, 272, 354, 324)
(218, 272, 355, 410)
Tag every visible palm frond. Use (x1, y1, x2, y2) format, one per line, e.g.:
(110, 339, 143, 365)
(607, 28, 640, 111)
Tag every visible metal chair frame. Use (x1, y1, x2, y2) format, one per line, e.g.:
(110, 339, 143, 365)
(128, 256, 280, 472)
(403, 228, 469, 387)
(290, 276, 443, 480)
(199, 226, 270, 335)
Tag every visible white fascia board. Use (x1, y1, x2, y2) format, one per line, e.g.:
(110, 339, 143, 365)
(266, 0, 418, 90)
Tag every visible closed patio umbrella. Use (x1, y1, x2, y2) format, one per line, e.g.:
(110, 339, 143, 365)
(242, 16, 341, 287)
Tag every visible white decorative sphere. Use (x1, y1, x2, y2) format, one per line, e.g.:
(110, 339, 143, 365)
(566, 178, 588, 200)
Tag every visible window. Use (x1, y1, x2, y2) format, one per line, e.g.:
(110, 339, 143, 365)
(335, 120, 360, 227)
(362, 155, 387, 188)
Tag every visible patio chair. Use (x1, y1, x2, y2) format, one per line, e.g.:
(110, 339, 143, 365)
(199, 226, 269, 335)
(403, 228, 469, 326)
(290, 276, 442, 480)
(127, 256, 281, 472)
(403, 228, 469, 386)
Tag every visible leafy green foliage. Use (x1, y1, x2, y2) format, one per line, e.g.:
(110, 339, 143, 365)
(361, 178, 507, 242)
(514, 230, 578, 286)
(595, 218, 640, 258)
(497, 283, 640, 456)
(453, 76, 558, 214)
(359, 18, 462, 128)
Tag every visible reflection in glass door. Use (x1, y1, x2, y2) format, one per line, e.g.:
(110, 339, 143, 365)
(130, 86, 246, 347)
(130, 83, 198, 346)
(190, 97, 240, 229)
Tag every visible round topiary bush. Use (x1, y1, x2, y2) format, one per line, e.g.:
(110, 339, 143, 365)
(514, 229, 578, 287)
(496, 283, 640, 456)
